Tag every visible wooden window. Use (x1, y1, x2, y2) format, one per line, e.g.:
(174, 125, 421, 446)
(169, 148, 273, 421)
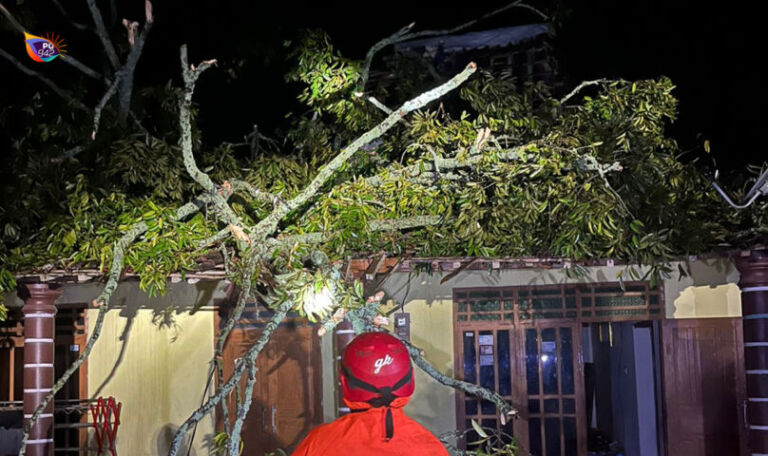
(454, 282, 663, 325)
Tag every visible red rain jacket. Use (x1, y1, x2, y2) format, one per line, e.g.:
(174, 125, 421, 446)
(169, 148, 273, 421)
(291, 398, 449, 456)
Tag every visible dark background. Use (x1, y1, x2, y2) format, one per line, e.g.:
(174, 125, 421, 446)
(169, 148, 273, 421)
(1, 0, 764, 174)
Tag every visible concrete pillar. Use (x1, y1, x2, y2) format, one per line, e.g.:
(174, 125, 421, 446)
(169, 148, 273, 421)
(335, 320, 355, 416)
(736, 251, 768, 455)
(22, 283, 61, 456)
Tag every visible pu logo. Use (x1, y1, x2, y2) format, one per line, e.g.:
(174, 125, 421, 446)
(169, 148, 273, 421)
(373, 354, 394, 374)
(24, 32, 67, 62)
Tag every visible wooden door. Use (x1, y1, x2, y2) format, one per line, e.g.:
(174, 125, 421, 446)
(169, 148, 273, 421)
(455, 323, 586, 455)
(661, 318, 747, 456)
(516, 323, 586, 456)
(221, 323, 323, 455)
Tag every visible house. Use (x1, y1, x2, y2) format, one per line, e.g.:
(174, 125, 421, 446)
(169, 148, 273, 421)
(392, 23, 558, 83)
(2, 250, 765, 456)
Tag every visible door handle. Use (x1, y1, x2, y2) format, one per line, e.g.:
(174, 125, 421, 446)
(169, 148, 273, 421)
(271, 406, 277, 433)
(262, 407, 267, 432)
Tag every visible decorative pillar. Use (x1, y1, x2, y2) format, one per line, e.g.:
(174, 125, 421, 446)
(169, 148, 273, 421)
(22, 283, 61, 456)
(737, 251, 768, 455)
(335, 320, 355, 416)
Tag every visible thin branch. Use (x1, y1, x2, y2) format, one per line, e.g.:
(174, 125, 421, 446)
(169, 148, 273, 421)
(50, 0, 91, 31)
(178, 45, 245, 232)
(168, 298, 293, 456)
(358, 22, 415, 91)
(366, 95, 394, 115)
(363, 95, 411, 127)
(196, 228, 232, 250)
(266, 215, 443, 257)
(0, 47, 89, 112)
(61, 55, 105, 81)
(179, 44, 218, 192)
(213, 257, 257, 438)
(559, 78, 608, 105)
(228, 360, 257, 456)
(401, 336, 516, 422)
(250, 62, 477, 242)
(1, 3, 103, 81)
(86, 0, 120, 69)
(19, 195, 212, 456)
(50, 146, 86, 164)
(405, 1, 548, 40)
(0, 3, 24, 33)
(364, 146, 527, 187)
(122, 19, 139, 46)
(358, 1, 547, 90)
(91, 77, 120, 139)
(115, 0, 153, 122)
(229, 179, 283, 206)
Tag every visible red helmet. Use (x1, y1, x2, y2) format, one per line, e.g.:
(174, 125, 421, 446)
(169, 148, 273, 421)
(340, 332, 415, 403)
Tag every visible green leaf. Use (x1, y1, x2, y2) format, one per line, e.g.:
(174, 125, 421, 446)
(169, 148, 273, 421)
(63, 230, 77, 248)
(471, 419, 488, 438)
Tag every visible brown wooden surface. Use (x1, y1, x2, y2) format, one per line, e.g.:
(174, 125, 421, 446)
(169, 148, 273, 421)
(661, 318, 747, 456)
(220, 323, 323, 456)
(453, 302, 586, 454)
(514, 323, 585, 456)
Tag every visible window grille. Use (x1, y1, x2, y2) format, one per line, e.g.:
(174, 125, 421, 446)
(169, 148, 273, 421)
(454, 282, 663, 325)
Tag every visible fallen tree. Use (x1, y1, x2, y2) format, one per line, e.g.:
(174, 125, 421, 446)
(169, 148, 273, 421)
(3, 3, 765, 455)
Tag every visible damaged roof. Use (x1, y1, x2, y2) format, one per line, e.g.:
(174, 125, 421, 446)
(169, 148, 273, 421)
(395, 23, 550, 54)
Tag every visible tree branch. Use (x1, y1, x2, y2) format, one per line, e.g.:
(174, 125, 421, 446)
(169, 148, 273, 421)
(251, 62, 477, 242)
(62, 54, 105, 81)
(18, 196, 212, 456)
(115, 0, 153, 122)
(229, 179, 283, 206)
(168, 298, 293, 456)
(50, 0, 91, 31)
(365, 146, 527, 187)
(91, 77, 120, 139)
(0, 3, 24, 33)
(358, 1, 547, 91)
(1, 3, 103, 81)
(559, 79, 608, 105)
(86, 0, 120, 69)
(0, 47, 90, 112)
(213, 257, 257, 438)
(179, 45, 218, 192)
(228, 359, 257, 456)
(266, 215, 443, 257)
(178, 45, 246, 233)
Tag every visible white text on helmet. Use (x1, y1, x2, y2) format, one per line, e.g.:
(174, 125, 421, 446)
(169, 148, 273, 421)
(373, 354, 394, 374)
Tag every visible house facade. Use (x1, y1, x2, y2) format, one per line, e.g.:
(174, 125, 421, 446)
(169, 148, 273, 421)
(1, 253, 765, 456)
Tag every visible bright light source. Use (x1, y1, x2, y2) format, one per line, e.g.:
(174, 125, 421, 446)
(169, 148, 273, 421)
(303, 285, 334, 320)
(540, 354, 550, 363)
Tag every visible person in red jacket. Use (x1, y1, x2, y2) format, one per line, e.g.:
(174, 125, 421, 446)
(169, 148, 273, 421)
(291, 331, 449, 455)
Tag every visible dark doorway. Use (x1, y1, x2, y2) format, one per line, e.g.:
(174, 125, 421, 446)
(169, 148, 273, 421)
(582, 322, 662, 456)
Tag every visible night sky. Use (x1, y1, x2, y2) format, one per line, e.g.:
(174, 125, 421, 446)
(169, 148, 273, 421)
(2, 0, 764, 175)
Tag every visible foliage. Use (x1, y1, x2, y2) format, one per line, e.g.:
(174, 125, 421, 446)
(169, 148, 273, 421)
(441, 419, 520, 456)
(211, 431, 243, 456)
(1, 30, 765, 326)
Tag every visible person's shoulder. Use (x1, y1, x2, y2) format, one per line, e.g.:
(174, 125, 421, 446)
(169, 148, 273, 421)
(396, 413, 451, 454)
(291, 415, 358, 455)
